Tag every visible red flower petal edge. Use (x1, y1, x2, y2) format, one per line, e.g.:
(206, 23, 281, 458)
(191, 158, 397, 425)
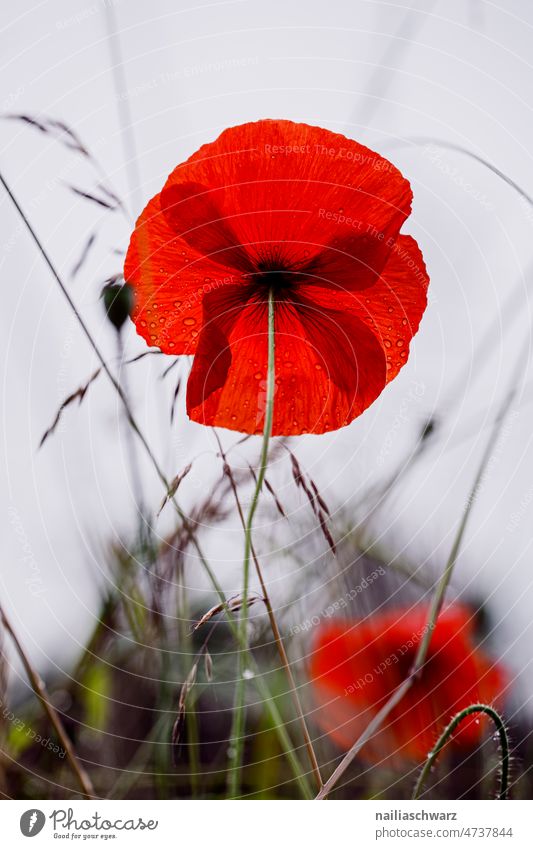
(309, 605, 507, 763)
(124, 119, 429, 435)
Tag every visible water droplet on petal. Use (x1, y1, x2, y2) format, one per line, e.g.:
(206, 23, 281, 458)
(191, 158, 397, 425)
(183, 317, 196, 326)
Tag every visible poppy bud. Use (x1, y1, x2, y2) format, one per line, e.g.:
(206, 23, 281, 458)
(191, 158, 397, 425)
(102, 280, 134, 331)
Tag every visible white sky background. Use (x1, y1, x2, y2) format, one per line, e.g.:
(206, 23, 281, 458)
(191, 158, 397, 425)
(2, 0, 533, 711)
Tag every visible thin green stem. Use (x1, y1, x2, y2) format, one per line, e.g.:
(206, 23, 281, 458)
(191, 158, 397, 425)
(412, 704, 510, 800)
(115, 329, 146, 527)
(214, 432, 323, 791)
(411, 408, 507, 672)
(176, 570, 201, 797)
(227, 290, 276, 799)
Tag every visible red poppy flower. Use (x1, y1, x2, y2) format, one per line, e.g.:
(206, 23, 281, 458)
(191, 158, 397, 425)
(309, 605, 506, 762)
(124, 120, 429, 435)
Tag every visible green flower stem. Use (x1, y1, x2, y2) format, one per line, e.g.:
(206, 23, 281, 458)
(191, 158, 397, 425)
(412, 704, 510, 800)
(214, 431, 323, 791)
(227, 290, 276, 799)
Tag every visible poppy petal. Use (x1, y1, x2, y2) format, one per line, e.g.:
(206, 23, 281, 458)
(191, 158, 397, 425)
(160, 120, 412, 270)
(160, 181, 254, 273)
(373, 236, 429, 383)
(186, 287, 387, 435)
(124, 194, 246, 354)
(298, 235, 429, 384)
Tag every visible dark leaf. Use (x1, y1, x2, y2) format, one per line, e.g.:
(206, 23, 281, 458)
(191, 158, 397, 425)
(420, 417, 437, 441)
(193, 594, 263, 632)
(160, 357, 180, 380)
(171, 661, 198, 761)
(4, 113, 48, 133)
(96, 182, 124, 210)
(170, 378, 182, 425)
(310, 478, 330, 517)
(4, 114, 89, 156)
(264, 477, 287, 519)
(204, 650, 213, 682)
(67, 184, 118, 210)
(70, 232, 97, 279)
(44, 118, 89, 155)
(157, 463, 192, 516)
(289, 450, 317, 514)
(125, 350, 164, 366)
(318, 510, 337, 555)
(39, 368, 102, 448)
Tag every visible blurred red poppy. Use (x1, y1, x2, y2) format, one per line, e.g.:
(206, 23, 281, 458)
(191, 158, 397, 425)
(124, 120, 429, 435)
(309, 605, 507, 762)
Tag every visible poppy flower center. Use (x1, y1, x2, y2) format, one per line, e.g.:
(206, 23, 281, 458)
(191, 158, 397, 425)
(253, 261, 296, 300)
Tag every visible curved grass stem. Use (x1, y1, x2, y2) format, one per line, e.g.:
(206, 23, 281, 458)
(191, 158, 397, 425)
(0, 604, 96, 798)
(227, 290, 276, 799)
(412, 704, 510, 800)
